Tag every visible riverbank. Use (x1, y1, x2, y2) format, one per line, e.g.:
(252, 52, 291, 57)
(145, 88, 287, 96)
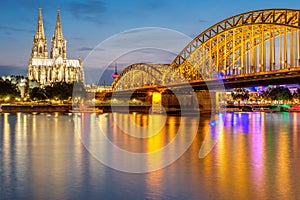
(221, 104, 292, 112)
(0, 104, 152, 113)
(0, 103, 294, 114)
(0, 104, 72, 113)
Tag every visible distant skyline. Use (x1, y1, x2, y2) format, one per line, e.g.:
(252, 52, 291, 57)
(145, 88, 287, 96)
(0, 0, 298, 83)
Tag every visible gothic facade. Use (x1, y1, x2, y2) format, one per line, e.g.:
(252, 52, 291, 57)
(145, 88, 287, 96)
(28, 9, 84, 85)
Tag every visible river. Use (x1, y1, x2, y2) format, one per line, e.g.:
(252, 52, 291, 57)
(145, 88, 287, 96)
(0, 112, 300, 199)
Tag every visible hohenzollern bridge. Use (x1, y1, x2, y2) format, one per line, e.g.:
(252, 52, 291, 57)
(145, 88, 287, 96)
(101, 9, 300, 112)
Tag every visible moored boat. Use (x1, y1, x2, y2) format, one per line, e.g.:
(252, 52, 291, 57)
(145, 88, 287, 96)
(287, 105, 300, 112)
(69, 106, 103, 113)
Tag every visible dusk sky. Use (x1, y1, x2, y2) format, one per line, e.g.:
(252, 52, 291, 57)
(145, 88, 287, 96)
(0, 0, 298, 84)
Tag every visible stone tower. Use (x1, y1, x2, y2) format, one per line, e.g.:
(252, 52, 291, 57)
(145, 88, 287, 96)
(30, 8, 48, 59)
(27, 9, 84, 85)
(50, 10, 67, 59)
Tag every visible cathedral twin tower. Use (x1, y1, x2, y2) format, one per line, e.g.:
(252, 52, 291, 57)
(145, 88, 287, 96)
(28, 9, 84, 85)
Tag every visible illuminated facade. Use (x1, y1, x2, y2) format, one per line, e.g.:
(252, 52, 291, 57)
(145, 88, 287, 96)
(28, 9, 84, 85)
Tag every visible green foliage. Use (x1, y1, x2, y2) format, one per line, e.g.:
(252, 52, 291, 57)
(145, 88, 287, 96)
(260, 87, 292, 101)
(0, 80, 19, 98)
(0, 75, 87, 102)
(293, 88, 300, 100)
(0, 76, 86, 102)
(28, 82, 86, 101)
(29, 87, 47, 100)
(46, 82, 73, 100)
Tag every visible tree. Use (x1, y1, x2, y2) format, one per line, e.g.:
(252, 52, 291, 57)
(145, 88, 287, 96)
(231, 88, 249, 105)
(49, 82, 86, 101)
(0, 80, 20, 100)
(260, 87, 292, 103)
(29, 87, 47, 100)
(27, 81, 86, 102)
(293, 88, 300, 102)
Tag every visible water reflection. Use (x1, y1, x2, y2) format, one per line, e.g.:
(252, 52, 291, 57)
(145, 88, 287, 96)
(1, 112, 300, 199)
(74, 113, 199, 173)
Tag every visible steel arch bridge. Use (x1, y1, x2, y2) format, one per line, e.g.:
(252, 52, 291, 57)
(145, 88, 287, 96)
(112, 63, 171, 90)
(112, 9, 300, 90)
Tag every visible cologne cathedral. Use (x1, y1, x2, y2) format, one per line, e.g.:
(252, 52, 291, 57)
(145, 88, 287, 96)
(27, 9, 84, 85)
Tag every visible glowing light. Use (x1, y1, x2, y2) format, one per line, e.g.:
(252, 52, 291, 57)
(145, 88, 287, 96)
(217, 72, 225, 79)
(112, 63, 118, 79)
(112, 73, 118, 79)
(152, 92, 161, 104)
(280, 104, 291, 109)
(210, 120, 217, 126)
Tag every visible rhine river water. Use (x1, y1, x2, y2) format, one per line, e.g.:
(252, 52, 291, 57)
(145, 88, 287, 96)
(1, 112, 300, 199)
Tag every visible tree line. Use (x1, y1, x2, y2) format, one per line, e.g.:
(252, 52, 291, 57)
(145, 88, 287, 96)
(29, 82, 86, 101)
(231, 86, 297, 104)
(0, 76, 86, 102)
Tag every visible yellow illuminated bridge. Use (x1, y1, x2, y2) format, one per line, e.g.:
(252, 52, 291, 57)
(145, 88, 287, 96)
(112, 9, 300, 91)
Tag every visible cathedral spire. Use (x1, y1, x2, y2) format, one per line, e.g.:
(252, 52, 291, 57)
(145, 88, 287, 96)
(51, 9, 66, 59)
(54, 9, 63, 39)
(31, 8, 48, 58)
(35, 8, 45, 39)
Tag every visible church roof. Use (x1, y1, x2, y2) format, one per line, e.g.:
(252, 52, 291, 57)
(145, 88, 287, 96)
(31, 58, 81, 68)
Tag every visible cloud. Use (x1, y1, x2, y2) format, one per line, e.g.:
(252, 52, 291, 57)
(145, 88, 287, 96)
(77, 47, 106, 52)
(67, 0, 106, 24)
(78, 47, 94, 52)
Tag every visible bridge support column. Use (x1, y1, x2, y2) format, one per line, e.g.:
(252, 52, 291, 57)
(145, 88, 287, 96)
(269, 27, 275, 71)
(298, 30, 300, 67)
(260, 28, 265, 72)
(280, 33, 283, 69)
(195, 90, 219, 113)
(250, 26, 256, 73)
(155, 91, 222, 114)
(151, 92, 199, 114)
(284, 27, 288, 69)
(290, 30, 294, 68)
(151, 92, 163, 113)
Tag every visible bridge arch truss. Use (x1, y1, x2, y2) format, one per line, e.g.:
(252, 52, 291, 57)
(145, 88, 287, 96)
(170, 9, 300, 82)
(112, 63, 171, 90)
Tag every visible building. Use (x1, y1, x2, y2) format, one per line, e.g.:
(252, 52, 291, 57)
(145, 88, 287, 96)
(27, 9, 84, 85)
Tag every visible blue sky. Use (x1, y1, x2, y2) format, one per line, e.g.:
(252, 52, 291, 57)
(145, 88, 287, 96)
(0, 0, 298, 83)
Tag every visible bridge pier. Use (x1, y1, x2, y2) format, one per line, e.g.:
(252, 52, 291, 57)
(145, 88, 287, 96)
(151, 92, 198, 114)
(195, 90, 220, 113)
(150, 90, 220, 114)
